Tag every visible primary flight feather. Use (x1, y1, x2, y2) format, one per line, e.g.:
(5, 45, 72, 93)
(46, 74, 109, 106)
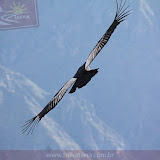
(22, 0, 132, 134)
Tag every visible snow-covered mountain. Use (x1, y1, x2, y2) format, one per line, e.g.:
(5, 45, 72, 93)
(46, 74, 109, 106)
(0, 0, 160, 150)
(0, 65, 126, 150)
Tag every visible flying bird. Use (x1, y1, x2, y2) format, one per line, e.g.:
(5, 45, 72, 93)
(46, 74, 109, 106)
(22, 0, 132, 134)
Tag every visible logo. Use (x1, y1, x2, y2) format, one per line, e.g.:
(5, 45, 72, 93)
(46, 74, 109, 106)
(0, 0, 39, 31)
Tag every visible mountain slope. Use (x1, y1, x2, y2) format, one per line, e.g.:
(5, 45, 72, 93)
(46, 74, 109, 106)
(0, 65, 126, 150)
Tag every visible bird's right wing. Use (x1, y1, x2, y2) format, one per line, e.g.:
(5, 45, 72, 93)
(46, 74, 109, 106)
(22, 78, 77, 135)
(85, 0, 132, 69)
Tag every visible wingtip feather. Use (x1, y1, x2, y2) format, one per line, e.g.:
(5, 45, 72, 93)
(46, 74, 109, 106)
(21, 116, 40, 135)
(115, 0, 132, 23)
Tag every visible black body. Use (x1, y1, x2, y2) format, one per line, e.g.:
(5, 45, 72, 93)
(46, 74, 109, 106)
(69, 63, 98, 93)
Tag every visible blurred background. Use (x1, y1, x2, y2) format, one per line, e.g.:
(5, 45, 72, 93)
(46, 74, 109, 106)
(0, 0, 160, 150)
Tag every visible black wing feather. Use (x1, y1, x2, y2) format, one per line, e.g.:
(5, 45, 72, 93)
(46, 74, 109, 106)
(22, 78, 76, 135)
(85, 0, 132, 69)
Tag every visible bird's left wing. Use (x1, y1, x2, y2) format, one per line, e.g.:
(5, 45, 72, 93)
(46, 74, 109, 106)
(85, 0, 132, 69)
(22, 78, 77, 135)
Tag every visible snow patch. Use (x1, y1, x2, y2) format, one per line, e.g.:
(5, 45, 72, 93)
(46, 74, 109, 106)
(0, 65, 49, 98)
(140, 0, 154, 25)
(69, 96, 126, 150)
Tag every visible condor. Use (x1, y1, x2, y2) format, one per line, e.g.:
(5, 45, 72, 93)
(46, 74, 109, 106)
(22, 0, 132, 134)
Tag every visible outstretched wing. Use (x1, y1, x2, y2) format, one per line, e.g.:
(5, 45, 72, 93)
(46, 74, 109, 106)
(85, 0, 132, 69)
(22, 78, 77, 135)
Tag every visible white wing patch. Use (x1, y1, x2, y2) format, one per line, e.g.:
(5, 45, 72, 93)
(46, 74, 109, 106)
(85, 30, 112, 69)
(49, 78, 77, 110)
(22, 78, 77, 134)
